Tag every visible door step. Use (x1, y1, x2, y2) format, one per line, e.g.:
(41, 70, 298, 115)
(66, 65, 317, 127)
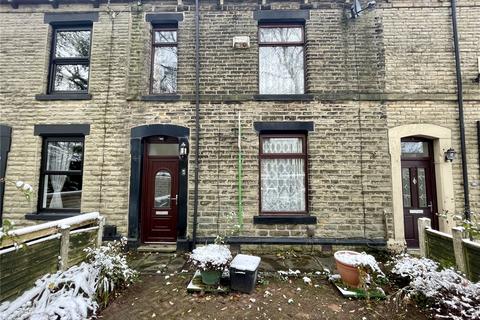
(137, 243, 177, 253)
(407, 248, 420, 256)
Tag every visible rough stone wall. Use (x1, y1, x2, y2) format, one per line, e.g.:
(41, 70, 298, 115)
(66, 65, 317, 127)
(381, 1, 480, 215)
(0, 4, 134, 232)
(0, 0, 479, 241)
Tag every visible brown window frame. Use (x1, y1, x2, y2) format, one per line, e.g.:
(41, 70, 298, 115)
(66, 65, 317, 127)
(259, 133, 308, 215)
(48, 25, 92, 94)
(258, 23, 306, 95)
(150, 25, 178, 95)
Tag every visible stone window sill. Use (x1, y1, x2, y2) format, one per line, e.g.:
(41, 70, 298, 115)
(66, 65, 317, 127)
(253, 94, 314, 102)
(141, 95, 180, 102)
(35, 93, 92, 101)
(25, 212, 80, 221)
(253, 215, 317, 225)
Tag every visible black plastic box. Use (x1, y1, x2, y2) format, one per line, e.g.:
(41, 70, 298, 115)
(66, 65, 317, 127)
(229, 254, 261, 294)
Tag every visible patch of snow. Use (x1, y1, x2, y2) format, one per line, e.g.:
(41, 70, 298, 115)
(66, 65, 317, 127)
(391, 254, 480, 320)
(328, 274, 341, 281)
(389, 254, 438, 278)
(189, 244, 232, 271)
(426, 228, 453, 240)
(334, 251, 384, 275)
(0, 263, 99, 320)
(0, 239, 136, 320)
(5, 212, 101, 238)
(277, 269, 301, 277)
(70, 226, 99, 235)
(230, 254, 261, 272)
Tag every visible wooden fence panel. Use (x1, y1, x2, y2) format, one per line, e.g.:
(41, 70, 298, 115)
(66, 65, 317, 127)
(0, 238, 60, 301)
(464, 241, 480, 282)
(426, 230, 456, 268)
(68, 229, 97, 267)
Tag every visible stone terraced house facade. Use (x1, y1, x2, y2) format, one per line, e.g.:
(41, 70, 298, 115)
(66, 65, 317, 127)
(0, 0, 479, 251)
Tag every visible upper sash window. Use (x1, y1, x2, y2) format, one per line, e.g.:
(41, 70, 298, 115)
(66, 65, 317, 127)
(49, 26, 92, 93)
(258, 25, 305, 95)
(151, 27, 178, 94)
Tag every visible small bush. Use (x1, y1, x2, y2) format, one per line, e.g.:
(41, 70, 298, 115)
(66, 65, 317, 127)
(388, 254, 480, 320)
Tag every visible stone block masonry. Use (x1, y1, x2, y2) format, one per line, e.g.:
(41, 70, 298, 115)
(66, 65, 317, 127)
(0, 0, 479, 246)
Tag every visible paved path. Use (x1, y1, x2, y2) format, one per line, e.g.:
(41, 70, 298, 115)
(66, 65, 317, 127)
(98, 252, 427, 320)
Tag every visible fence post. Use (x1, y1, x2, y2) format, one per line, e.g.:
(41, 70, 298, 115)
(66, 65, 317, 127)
(452, 227, 467, 274)
(418, 218, 431, 257)
(97, 216, 105, 248)
(59, 225, 71, 271)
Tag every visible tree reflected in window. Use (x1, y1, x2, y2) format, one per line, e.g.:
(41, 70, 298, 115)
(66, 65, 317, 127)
(151, 29, 178, 94)
(259, 25, 305, 94)
(50, 27, 91, 93)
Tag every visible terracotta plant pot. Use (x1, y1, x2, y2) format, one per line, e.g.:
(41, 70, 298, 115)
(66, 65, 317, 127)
(200, 270, 222, 285)
(334, 250, 360, 287)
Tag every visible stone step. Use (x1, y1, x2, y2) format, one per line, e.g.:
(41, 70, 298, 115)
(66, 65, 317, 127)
(137, 244, 177, 253)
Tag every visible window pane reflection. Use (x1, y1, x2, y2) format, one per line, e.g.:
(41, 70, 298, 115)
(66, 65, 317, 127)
(155, 171, 171, 208)
(417, 168, 427, 207)
(259, 27, 303, 43)
(53, 64, 89, 91)
(154, 31, 177, 43)
(43, 174, 82, 209)
(152, 47, 177, 94)
(259, 46, 304, 94)
(46, 141, 83, 171)
(401, 142, 429, 158)
(55, 31, 91, 58)
(402, 168, 412, 207)
(148, 144, 179, 156)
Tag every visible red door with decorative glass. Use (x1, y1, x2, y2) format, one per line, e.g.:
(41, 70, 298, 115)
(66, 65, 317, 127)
(141, 138, 179, 243)
(401, 138, 438, 248)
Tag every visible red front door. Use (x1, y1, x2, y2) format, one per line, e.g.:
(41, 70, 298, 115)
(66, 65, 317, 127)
(401, 138, 438, 248)
(141, 150, 179, 243)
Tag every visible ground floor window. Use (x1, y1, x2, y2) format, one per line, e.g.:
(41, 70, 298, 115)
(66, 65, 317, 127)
(39, 137, 84, 212)
(259, 133, 307, 214)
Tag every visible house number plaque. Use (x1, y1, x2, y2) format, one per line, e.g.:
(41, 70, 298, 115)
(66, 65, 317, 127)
(409, 209, 423, 214)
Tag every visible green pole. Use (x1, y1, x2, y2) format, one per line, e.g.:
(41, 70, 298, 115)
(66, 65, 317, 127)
(237, 112, 244, 231)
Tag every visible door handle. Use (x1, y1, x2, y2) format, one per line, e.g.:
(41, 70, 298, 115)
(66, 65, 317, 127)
(427, 201, 433, 213)
(172, 195, 178, 203)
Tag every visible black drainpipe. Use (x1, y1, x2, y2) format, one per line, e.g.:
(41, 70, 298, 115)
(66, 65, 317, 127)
(451, 0, 470, 220)
(191, 0, 201, 249)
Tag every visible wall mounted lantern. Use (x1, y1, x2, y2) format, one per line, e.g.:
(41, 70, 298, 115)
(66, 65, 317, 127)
(445, 148, 457, 162)
(179, 141, 188, 159)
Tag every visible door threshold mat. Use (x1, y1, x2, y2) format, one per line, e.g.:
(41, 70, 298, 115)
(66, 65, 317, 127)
(331, 278, 386, 299)
(187, 270, 230, 294)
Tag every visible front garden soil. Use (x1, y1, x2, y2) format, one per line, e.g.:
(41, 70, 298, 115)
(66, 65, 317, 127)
(99, 271, 427, 320)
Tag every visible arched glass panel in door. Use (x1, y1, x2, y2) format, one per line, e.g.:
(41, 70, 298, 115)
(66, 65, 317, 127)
(154, 171, 171, 208)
